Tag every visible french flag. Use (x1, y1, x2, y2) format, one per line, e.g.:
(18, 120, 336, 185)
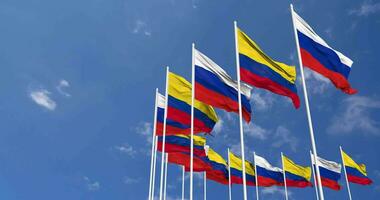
(293, 10, 357, 94)
(255, 154, 284, 187)
(312, 154, 342, 190)
(194, 49, 252, 122)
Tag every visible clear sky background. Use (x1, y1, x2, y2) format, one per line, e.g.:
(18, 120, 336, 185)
(0, 0, 379, 199)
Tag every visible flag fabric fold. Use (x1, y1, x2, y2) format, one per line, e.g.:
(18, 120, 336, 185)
(205, 148, 229, 185)
(342, 150, 373, 185)
(255, 154, 284, 187)
(194, 49, 252, 122)
(157, 134, 206, 157)
(311, 154, 342, 190)
(168, 152, 212, 172)
(237, 27, 300, 108)
(282, 155, 312, 188)
(293, 10, 357, 94)
(229, 152, 256, 186)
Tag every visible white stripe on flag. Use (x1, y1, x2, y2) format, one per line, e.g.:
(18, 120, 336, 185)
(157, 92, 166, 108)
(311, 154, 341, 174)
(254, 154, 282, 172)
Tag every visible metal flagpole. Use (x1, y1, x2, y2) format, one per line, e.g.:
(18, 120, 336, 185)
(164, 153, 168, 200)
(340, 146, 353, 200)
(182, 166, 185, 200)
(253, 152, 259, 200)
(152, 136, 158, 200)
(190, 43, 195, 200)
(228, 148, 232, 200)
(290, 4, 325, 200)
(204, 172, 207, 200)
(281, 152, 289, 200)
(310, 151, 320, 200)
(148, 89, 159, 200)
(159, 67, 170, 200)
(234, 20, 248, 200)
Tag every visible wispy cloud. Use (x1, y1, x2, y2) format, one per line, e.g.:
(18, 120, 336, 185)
(271, 126, 298, 152)
(83, 176, 100, 191)
(349, 1, 380, 16)
(251, 91, 275, 111)
(328, 96, 380, 135)
(136, 122, 153, 143)
(124, 176, 141, 184)
(56, 79, 71, 97)
(132, 20, 151, 36)
(213, 119, 224, 135)
(113, 143, 137, 157)
(303, 68, 331, 94)
(244, 123, 270, 140)
(261, 186, 292, 198)
(29, 89, 57, 111)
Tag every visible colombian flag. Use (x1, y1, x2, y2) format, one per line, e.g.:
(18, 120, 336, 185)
(237, 27, 300, 109)
(282, 155, 312, 188)
(342, 150, 373, 185)
(168, 152, 212, 172)
(157, 134, 206, 157)
(205, 148, 229, 185)
(229, 151, 255, 186)
(194, 48, 252, 122)
(157, 72, 218, 135)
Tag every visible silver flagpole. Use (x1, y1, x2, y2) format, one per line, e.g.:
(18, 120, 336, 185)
(204, 172, 207, 200)
(253, 152, 259, 200)
(234, 20, 248, 200)
(190, 43, 196, 200)
(228, 148, 232, 200)
(310, 151, 320, 200)
(148, 89, 159, 200)
(182, 166, 185, 200)
(290, 4, 325, 200)
(281, 152, 289, 200)
(151, 135, 158, 200)
(340, 146, 353, 200)
(163, 153, 168, 200)
(159, 67, 170, 200)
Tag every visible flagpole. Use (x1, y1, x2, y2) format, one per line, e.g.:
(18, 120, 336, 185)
(290, 4, 325, 200)
(234, 20, 248, 200)
(148, 89, 159, 200)
(310, 151, 320, 200)
(281, 153, 289, 200)
(253, 152, 259, 200)
(181, 166, 185, 200)
(228, 148, 232, 200)
(159, 67, 170, 200)
(190, 43, 195, 200)
(164, 153, 168, 200)
(151, 135, 159, 200)
(204, 172, 207, 200)
(340, 146, 353, 200)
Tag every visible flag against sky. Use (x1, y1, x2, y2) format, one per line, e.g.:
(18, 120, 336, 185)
(167, 152, 212, 172)
(293, 10, 357, 94)
(237, 27, 300, 109)
(342, 150, 373, 185)
(194, 48, 252, 122)
(155, 92, 166, 135)
(161, 72, 218, 135)
(254, 154, 284, 187)
(311, 154, 342, 190)
(157, 134, 206, 157)
(205, 148, 229, 185)
(282, 154, 312, 188)
(229, 151, 255, 186)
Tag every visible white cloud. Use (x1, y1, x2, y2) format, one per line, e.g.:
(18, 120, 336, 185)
(213, 119, 224, 135)
(83, 176, 100, 191)
(303, 68, 330, 94)
(244, 123, 269, 140)
(136, 122, 153, 143)
(261, 186, 292, 198)
(29, 89, 57, 111)
(271, 126, 298, 152)
(132, 20, 151, 36)
(328, 96, 380, 135)
(56, 79, 71, 97)
(124, 176, 141, 184)
(114, 143, 137, 157)
(349, 1, 380, 16)
(251, 91, 275, 111)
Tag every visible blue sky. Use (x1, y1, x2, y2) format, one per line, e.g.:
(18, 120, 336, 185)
(0, 0, 379, 199)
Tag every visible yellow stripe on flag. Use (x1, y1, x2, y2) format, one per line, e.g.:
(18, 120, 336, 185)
(175, 134, 206, 146)
(229, 152, 255, 176)
(208, 148, 227, 166)
(283, 155, 311, 180)
(342, 150, 368, 176)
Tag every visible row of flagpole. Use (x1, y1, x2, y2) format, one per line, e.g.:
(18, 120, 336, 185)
(146, 4, 359, 200)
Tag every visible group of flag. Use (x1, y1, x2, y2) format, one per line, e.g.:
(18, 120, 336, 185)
(148, 5, 372, 200)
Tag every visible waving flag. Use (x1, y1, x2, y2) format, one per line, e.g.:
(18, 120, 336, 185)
(194, 49, 252, 122)
(311, 154, 342, 190)
(161, 72, 218, 135)
(282, 155, 312, 188)
(168, 152, 212, 172)
(229, 151, 255, 185)
(293, 10, 357, 94)
(206, 148, 229, 185)
(255, 154, 284, 187)
(342, 150, 373, 185)
(237, 27, 300, 108)
(157, 134, 206, 157)
(155, 92, 166, 135)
